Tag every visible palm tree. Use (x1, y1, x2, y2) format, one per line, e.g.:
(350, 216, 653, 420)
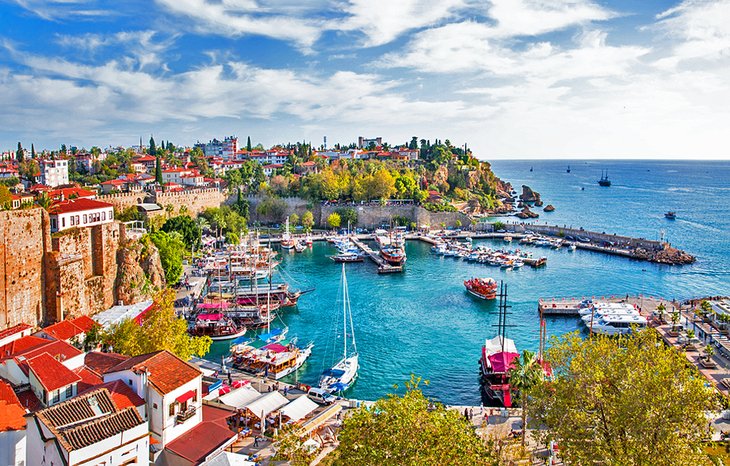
(508, 350, 544, 447)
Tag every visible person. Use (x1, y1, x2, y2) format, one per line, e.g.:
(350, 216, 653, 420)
(283, 386, 288, 396)
(464, 408, 469, 421)
(228, 372, 233, 385)
(253, 436, 259, 447)
(469, 407, 474, 420)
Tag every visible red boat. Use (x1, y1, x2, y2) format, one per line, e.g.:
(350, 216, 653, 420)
(464, 277, 498, 300)
(380, 247, 406, 266)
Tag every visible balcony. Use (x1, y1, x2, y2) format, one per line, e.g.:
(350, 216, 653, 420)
(176, 406, 196, 424)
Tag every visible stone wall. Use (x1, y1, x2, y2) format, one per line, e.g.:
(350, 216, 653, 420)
(45, 222, 122, 322)
(155, 188, 226, 216)
(0, 209, 50, 328)
(319, 203, 471, 229)
(503, 223, 663, 250)
(242, 195, 315, 223)
(99, 192, 150, 210)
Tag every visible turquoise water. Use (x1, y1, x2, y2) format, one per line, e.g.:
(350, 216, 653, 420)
(209, 160, 730, 405)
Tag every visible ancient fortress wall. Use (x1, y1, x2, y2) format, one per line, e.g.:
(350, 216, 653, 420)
(319, 203, 471, 229)
(0, 209, 50, 328)
(98, 192, 150, 210)
(154, 188, 226, 216)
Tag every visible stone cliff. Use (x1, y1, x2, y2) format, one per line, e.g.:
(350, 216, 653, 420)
(115, 236, 166, 305)
(519, 185, 542, 204)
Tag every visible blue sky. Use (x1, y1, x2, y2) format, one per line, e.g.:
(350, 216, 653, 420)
(1, 0, 729, 158)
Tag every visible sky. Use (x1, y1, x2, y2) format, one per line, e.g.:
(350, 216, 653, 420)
(1, 0, 730, 159)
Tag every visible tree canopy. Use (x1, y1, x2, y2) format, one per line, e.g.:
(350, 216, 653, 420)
(148, 231, 185, 284)
(531, 329, 716, 466)
(334, 376, 495, 465)
(103, 289, 211, 360)
(327, 212, 341, 229)
(161, 215, 201, 250)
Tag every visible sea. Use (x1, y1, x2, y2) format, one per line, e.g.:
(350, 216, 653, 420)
(207, 160, 730, 406)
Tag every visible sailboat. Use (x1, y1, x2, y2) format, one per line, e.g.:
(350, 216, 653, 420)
(281, 216, 296, 249)
(319, 264, 359, 394)
(566, 165, 571, 173)
(598, 170, 611, 187)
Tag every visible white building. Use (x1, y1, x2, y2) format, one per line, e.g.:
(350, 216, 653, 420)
(196, 136, 238, 159)
(48, 198, 115, 233)
(26, 388, 148, 466)
(102, 350, 203, 449)
(0, 337, 84, 388)
(0, 381, 26, 466)
(39, 159, 69, 187)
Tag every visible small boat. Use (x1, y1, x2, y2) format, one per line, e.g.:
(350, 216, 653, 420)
(294, 241, 306, 253)
(330, 252, 364, 263)
(665, 211, 677, 220)
(503, 236, 513, 243)
(598, 170, 611, 187)
(529, 166, 533, 172)
(569, 243, 577, 251)
(567, 165, 571, 173)
(305, 233, 313, 246)
(189, 313, 247, 341)
(464, 277, 498, 300)
(281, 216, 296, 249)
(320, 264, 359, 394)
(231, 338, 313, 379)
(380, 246, 407, 266)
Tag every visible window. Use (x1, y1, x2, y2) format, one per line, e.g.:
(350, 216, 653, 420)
(128, 379, 133, 386)
(75, 215, 80, 225)
(51, 219, 57, 230)
(66, 385, 73, 398)
(102, 211, 106, 221)
(169, 403, 176, 416)
(153, 403, 158, 409)
(62, 217, 66, 228)
(109, 210, 114, 220)
(52, 390, 60, 403)
(70, 216, 75, 226)
(83, 214, 87, 223)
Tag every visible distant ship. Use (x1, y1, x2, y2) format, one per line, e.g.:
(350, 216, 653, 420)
(566, 165, 571, 173)
(665, 211, 677, 220)
(529, 166, 533, 172)
(598, 170, 611, 187)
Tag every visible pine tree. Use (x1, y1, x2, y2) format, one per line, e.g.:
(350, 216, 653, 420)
(16, 142, 23, 163)
(31, 144, 36, 159)
(246, 136, 252, 152)
(149, 135, 157, 156)
(155, 155, 163, 184)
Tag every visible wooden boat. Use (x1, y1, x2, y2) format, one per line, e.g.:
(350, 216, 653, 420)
(281, 216, 295, 249)
(188, 312, 246, 341)
(380, 247, 406, 266)
(598, 170, 611, 187)
(464, 277, 498, 300)
(665, 211, 676, 220)
(480, 282, 518, 407)
(330, 252, 364, 263)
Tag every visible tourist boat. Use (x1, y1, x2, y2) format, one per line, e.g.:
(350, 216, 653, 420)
(231, 338, 313, 379)
(380, 246, 406, 266)
(665, 211, 677, 220)
(598, 170, 611, 187)
(305, 233, 313, 246)
(281, 216, 296, 249)
(374, 229, 391, 248)
(567, 165, 571, 173)
(188, 312, 247, 341)
(330, 252, 364, 263)
(320, 264, 359, 394)
(294, 241, 306, 253)
(585, 313, 648, 336)
(480, 282, 519, 407)
(464, 277, 498, 300)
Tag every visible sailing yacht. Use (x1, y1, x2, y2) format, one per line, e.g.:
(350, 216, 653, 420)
(281, 216, 296, 249)
(319, 264, 359, 394)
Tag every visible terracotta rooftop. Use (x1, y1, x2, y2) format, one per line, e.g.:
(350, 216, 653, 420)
(73, 367, 103, 393)
(48, 187, 96, 200)
(84, 352, 129, 376)
(26, 353, 82, 392)
(0, 323, 32, 342)
(105, 350, 201, 394)
(79, 380, 145, 409)
(14, 339, 82, 376)
(16, 389, 42, 412)
(0, 335, 51, 361)
(0, 380, 26, 431)
(164, 421, 236, 463)
(41, 316, 97, 341)
(33, 388, 145, 452)
(49, 198, 114, 215)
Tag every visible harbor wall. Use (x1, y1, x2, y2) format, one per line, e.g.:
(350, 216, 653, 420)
(101, 188, 226, 216)
(319, 203, 470, 229)
(504, 223, 663, 251)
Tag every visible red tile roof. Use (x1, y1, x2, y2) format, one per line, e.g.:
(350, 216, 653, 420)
(164, 421, 236, 463)
(73, 367, 103, 393)
(49, 198, 113, 215)
(0, 380, 26, 431)
(105, 350, 201, 395)
(15, 339, 82, 375)
(41, 316, 96, 341)
(26, 353, 82, 392)
(0, 335, 50, 361)
(0, 323, 32, 341)
(16, 389, 42, 412)
(84, 352, 129, 376)
(48, 187, 96, 200)
(79, 380, 145, 409)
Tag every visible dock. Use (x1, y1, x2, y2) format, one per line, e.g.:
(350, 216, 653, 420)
(350, 236, 403, 273)
(538, 298, 587, 316)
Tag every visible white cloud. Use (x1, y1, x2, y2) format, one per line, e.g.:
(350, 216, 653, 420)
(11, 0, 108, 20)
(654, 0, 730, 68)
(485, 0, 616, 37)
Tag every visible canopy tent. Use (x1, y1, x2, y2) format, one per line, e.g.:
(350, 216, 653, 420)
(198, 302, 231, 310)
(483, 335, 517, 355)
(218, 386, 262, 408)
(205, 451, 256, 466)
(244, 391, 289, 420)
(298, 403, 342, 437)
(488, 351, 520, 374)
(262, 343, 288, 353)
(279, 395, 318, 422)
(197, 313, 224, 321)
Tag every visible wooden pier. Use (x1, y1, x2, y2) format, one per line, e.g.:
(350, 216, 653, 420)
(538, 298, 587, 316)
(350, 237, 403, 273)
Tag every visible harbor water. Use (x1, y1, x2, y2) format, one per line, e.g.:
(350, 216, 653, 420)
(207, 160, 730, 406)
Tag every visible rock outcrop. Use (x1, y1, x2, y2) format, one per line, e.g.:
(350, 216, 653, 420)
(115, 237, 165, 305)
(519, 185, 542, 204)
(543, 204, 555, 212)
(652, 245, 696, 265)
(515, 206, 540, 219)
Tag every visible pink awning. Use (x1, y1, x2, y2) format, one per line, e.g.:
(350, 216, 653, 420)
(263, 343, 288, 353)
(488, 352, 519, 373)
(176, 389, 196, 403)
(197, 313, 224, 321)
(232, 380, 250, 389)
(198, 302, 230, 310)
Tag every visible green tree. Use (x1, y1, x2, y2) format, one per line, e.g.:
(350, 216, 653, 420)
(149, 231, 185, 283)
(16, 142, 23, 163)
(531, 330, 715, 466)
(492, 221, 506, 231)
(301, 210, 314, 232)
(507, 350, 544, 446)
(149, 135, 157, 156)
(327, 212, 341, 229)
(155, 156, 163, 184)
(31, 143, 36, 159)
(336, 376, 495, 465)
(336, 207, 358, 227)
(0, 185, 12, 209)
(36, 192, 51, 210)
(104, 289, 212, 360)
(246, 136, 252, 152)
(365, 168, 396, 200)
(161, 215, 201, 250)
(288, 213, 299, 227)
